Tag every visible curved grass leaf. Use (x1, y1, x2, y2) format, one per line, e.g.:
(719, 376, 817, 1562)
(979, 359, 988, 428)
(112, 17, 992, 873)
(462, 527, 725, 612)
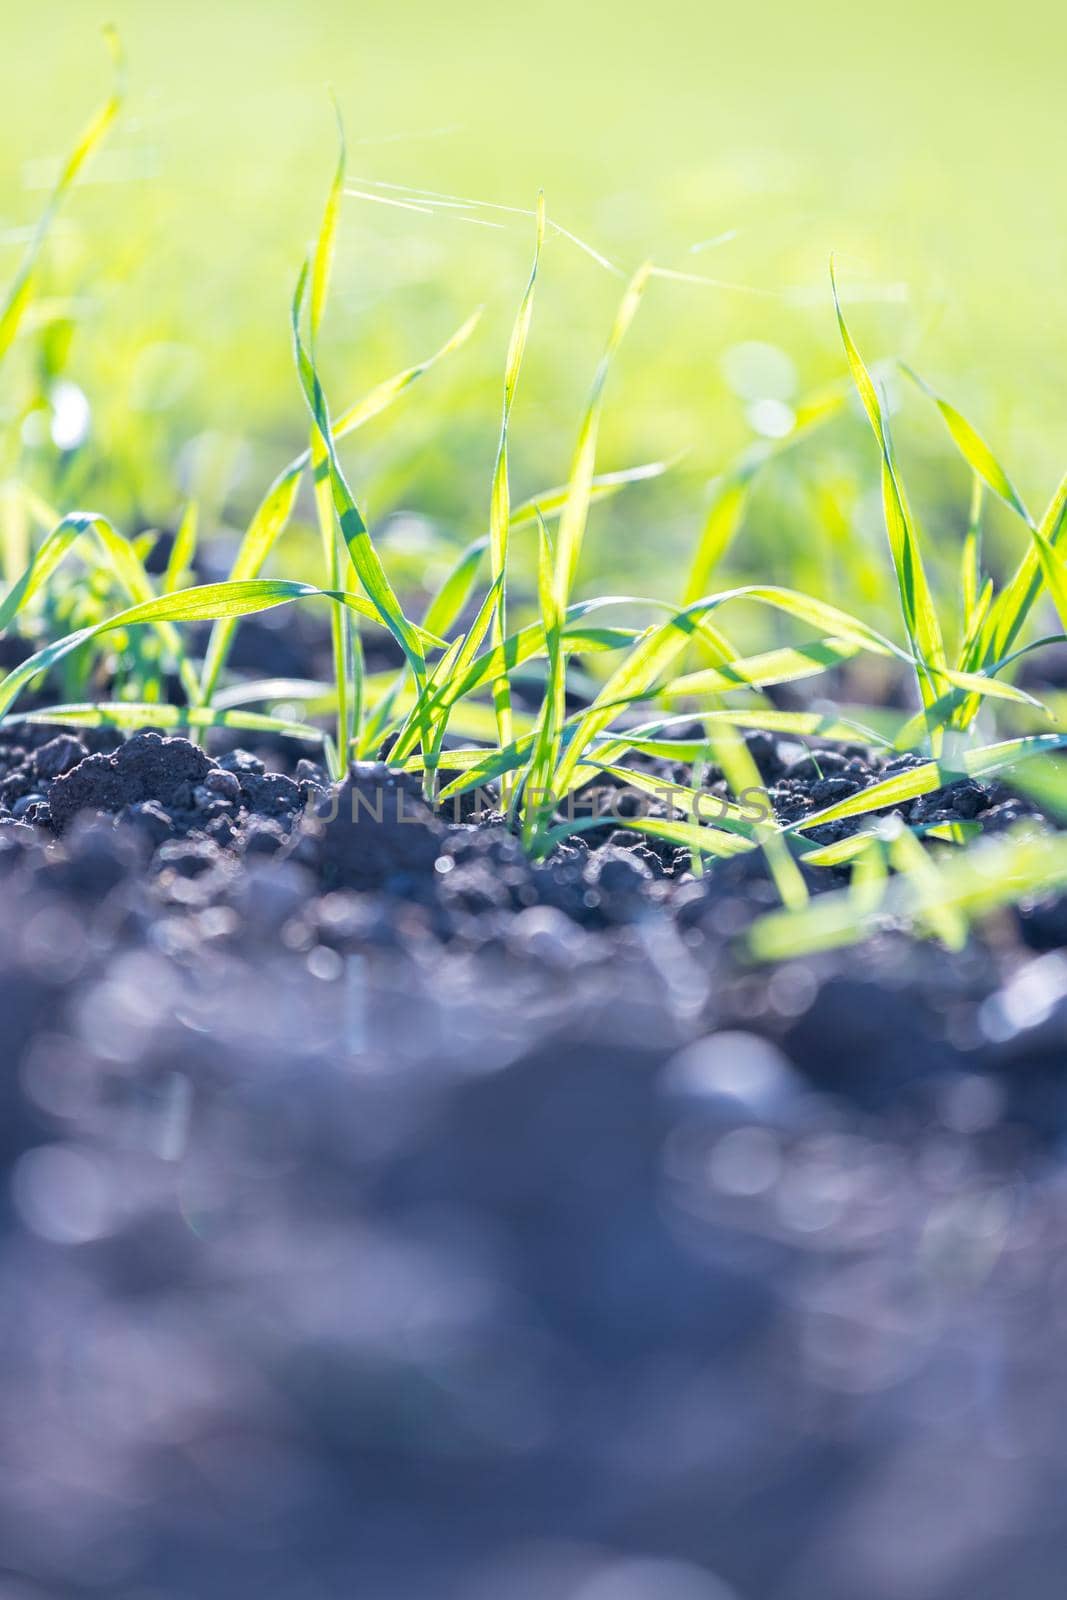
(750, 825, 1067, 962)
(3, 700, 325, 743)
(830, 259, 946, 704)
(0, 28, 124, 368)
(789, 732, 1067, 834)
(542, 811, 755, 860)
(706, 726, 808, 908)
(291, 262, 427, 682)
(0, 578, 441, 720)
(902, 364, 1032, 525)
(555, 263, 651, 607)
(980, 468, 1067, 667)
(163, 501, 199, 594)
(662, 636, 863, 699)
(490, 193, 545, 748)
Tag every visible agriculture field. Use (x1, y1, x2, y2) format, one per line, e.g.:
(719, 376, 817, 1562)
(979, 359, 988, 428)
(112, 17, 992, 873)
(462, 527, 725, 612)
(5, 8, 1067, 1600)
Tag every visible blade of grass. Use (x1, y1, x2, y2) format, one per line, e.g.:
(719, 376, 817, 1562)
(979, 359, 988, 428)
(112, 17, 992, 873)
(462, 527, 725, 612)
(163, 501, 199, 594)
(555, 263, 651, 607)
(750, 825, 1067, 962)
(4, 700, 325, 743)
(0, 27, 124, 368)
(291, 262, 428, 679)
(489, 193, 545, 749)
(707, 726, 808, 907)
(830, 259, 947, 711)
(521, 513, 566, 846)
(902, 364, 1033, 525)
(0, 578, 442, 719)
(788, 732, 1067, 834)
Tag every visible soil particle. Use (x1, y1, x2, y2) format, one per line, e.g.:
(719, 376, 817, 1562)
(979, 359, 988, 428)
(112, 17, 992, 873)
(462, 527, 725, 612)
(48, 731, 212, 832)
(300, 763, 446, 893)
(32, 733, 89, 780)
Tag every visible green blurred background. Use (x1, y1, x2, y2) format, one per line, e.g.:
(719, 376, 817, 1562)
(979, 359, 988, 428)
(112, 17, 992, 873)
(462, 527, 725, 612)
(2, 0, 1066, 622)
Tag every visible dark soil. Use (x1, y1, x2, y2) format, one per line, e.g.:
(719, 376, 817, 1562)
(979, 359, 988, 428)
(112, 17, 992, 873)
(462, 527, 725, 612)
(2, 720, 1067, 1599)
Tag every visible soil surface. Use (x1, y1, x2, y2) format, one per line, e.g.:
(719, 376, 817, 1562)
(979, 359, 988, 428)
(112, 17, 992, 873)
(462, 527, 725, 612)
(2, 721, 1067, 1600)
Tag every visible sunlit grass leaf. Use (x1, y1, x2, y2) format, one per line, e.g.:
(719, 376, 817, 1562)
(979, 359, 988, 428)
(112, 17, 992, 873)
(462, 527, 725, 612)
(1026, 521, 1067, 632)
(490, 193, 545, 749)
(332, 309, 482, 438)
(750, 826, 1067, 962)
(522, 513, 566, 845)
(4, 699, 325, 743)
(681, 468, 755, 607)
(902, 364, 1032, 525)
(211, 677, 334, 709)
(163, 501, 199, 595)
(0, 578, 441, 719)
(830, 259, 946, 702)
(790, 732, 1067, 833)
(979, 468, 1067, 667)
(592, 761, 757, 835)
(0, 27, 124, 368)
(310, 98, 345, 350)
(800, 829, 886, 868)
(662, 637, 863, 699)
(510, 458, 670, 530)
(707, 726, 809, 908)
(555, 262, 651, 607)
(960, 476, 983, 632)
(291, 261, 427, 679)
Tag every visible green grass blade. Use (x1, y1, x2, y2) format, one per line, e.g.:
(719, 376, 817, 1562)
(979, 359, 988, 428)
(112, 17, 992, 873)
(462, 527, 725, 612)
(521, 514, 566, 846)
(163, 501, 199, 595)
(790, 732, 1067, 833)
(543, 811, 755, 859)
(555, 263, 651, 607)
(291, 262, 427, 680)
(681, 467, 755, 607)
(707, 727, 809, 908)
(830, 260, 947, 700)
(310, 97, 345, 352)
(198, 461, 304, 703)
(902, 364, 1032, 524)
(4, 700, 325, 743)
(332, 309, 482, 437)
(510, 459, 670, 530)
(978, 468, 1067, 667)
(490, 193, 545, 749)
(662, 637, 863, 699)
(0, 578, 439, 719)
(0, 27, 124, 368)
